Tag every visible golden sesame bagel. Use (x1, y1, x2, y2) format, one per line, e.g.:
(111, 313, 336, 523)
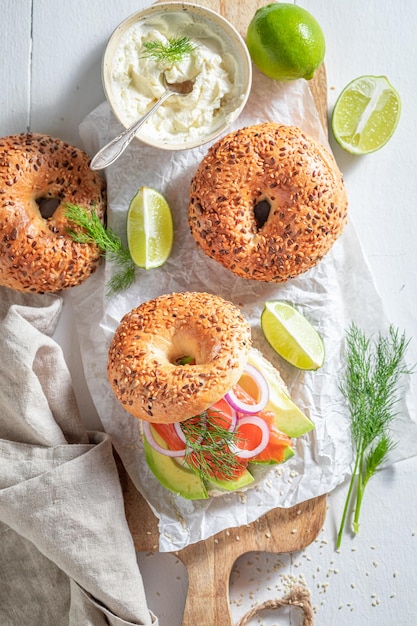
(0, 132, 106, 293)
(107, 292, 252, 424)
(188, 123, 348, 282)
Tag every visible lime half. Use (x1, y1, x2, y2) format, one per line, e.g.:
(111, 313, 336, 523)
(261, 301, 324, 370)
(127, 186, 173, 269)
(332, 75, 401, 155)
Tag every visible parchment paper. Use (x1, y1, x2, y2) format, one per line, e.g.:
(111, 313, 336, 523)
(71, 69, 416, 551)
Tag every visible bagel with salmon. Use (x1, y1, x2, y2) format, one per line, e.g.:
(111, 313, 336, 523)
(107, 291, 315, 498)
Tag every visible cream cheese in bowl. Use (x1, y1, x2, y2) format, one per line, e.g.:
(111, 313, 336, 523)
(102, 3, 252, 150)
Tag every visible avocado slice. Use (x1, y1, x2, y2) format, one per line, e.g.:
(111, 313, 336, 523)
(143, 431, 208, 500)
(206, 468, 255, 494)
(143, 433, 256, 499)
(248, 442, 295, 466)
(247, 348, 315, 438)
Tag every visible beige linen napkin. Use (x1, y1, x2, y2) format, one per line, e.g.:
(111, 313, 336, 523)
(0, 287, 157, 626)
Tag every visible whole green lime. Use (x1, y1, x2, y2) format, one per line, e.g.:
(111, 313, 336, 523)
(246, 3, 325, 81)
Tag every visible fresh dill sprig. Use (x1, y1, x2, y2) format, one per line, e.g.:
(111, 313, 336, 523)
(65, 203, 136, 297)
(336, 323, 412, 548)
(140, 36, 197, 63)
(181, 411, 244, 483)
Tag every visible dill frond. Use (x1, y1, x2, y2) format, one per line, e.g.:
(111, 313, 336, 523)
(365, 434, 396, 481)
(141, 36, 197, 63)
(180, 411, 243, 483)
(106, 247, 137, 297)
(65, 203, 136, 296)
(336, 323, 412, 547)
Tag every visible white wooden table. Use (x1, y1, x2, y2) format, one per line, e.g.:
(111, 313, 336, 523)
(2, 1, 416, 624)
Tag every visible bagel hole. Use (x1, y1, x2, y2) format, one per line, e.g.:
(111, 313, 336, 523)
(169, 333, 205, 366)
(175, 355, 195, 366)
(253, 199, 271, 230)
(36, 196, 60, 218)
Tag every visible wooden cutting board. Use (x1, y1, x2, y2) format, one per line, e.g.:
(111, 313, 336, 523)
(119, 2, 328, 625)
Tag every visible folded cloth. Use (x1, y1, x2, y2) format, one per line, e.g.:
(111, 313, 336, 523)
(0, 287, 157, 625)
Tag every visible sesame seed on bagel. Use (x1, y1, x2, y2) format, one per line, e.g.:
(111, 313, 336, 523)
(107, 291, 252, 424)
(188, 122, 348, 282)
(0, 132, 106, 293)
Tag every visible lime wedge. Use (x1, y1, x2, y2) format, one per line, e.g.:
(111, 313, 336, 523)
(261, 301, 324, 370)
(332, 75, 401, 155)
(127, 186, 173, 269)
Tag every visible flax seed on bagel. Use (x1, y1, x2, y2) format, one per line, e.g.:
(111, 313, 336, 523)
(188, 122, 348, 282)
(107, 291, 252, 424)
(0, 132, 106, 293)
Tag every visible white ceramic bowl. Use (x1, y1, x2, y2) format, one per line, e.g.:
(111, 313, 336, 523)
(102, 2, 252, 151)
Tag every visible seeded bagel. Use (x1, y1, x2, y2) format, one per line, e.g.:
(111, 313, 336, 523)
(107, 291, 252, 424)
(188, 123, 348, 282)
(0, 132, 106, 293)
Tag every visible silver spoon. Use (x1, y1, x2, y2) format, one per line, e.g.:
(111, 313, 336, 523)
(90, 74, 195, 170)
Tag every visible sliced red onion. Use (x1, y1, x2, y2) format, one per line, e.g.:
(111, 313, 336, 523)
(229, 415, 270, 459)
(142, 422, 186, 458)
(174, 422, 186, 443)
(227, 406, 238, 432)
(225, 364, 269, 414)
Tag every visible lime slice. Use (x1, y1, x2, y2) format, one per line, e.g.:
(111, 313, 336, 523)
(261, 301, 324, 370)
(127, 186, 173, 269)
(332, 75, 401, 155)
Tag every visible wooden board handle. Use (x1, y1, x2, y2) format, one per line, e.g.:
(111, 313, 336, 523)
(179, 536, 235, 626)
(175, 494, 327, 625)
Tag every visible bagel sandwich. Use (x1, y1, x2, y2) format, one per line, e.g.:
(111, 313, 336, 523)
(107, 292, 314, 499)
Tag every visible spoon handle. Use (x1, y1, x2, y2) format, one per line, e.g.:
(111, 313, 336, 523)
(90, 89, 172, 170)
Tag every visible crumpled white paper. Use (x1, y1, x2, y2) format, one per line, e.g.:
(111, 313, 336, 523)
(71, 68, 416, 552)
